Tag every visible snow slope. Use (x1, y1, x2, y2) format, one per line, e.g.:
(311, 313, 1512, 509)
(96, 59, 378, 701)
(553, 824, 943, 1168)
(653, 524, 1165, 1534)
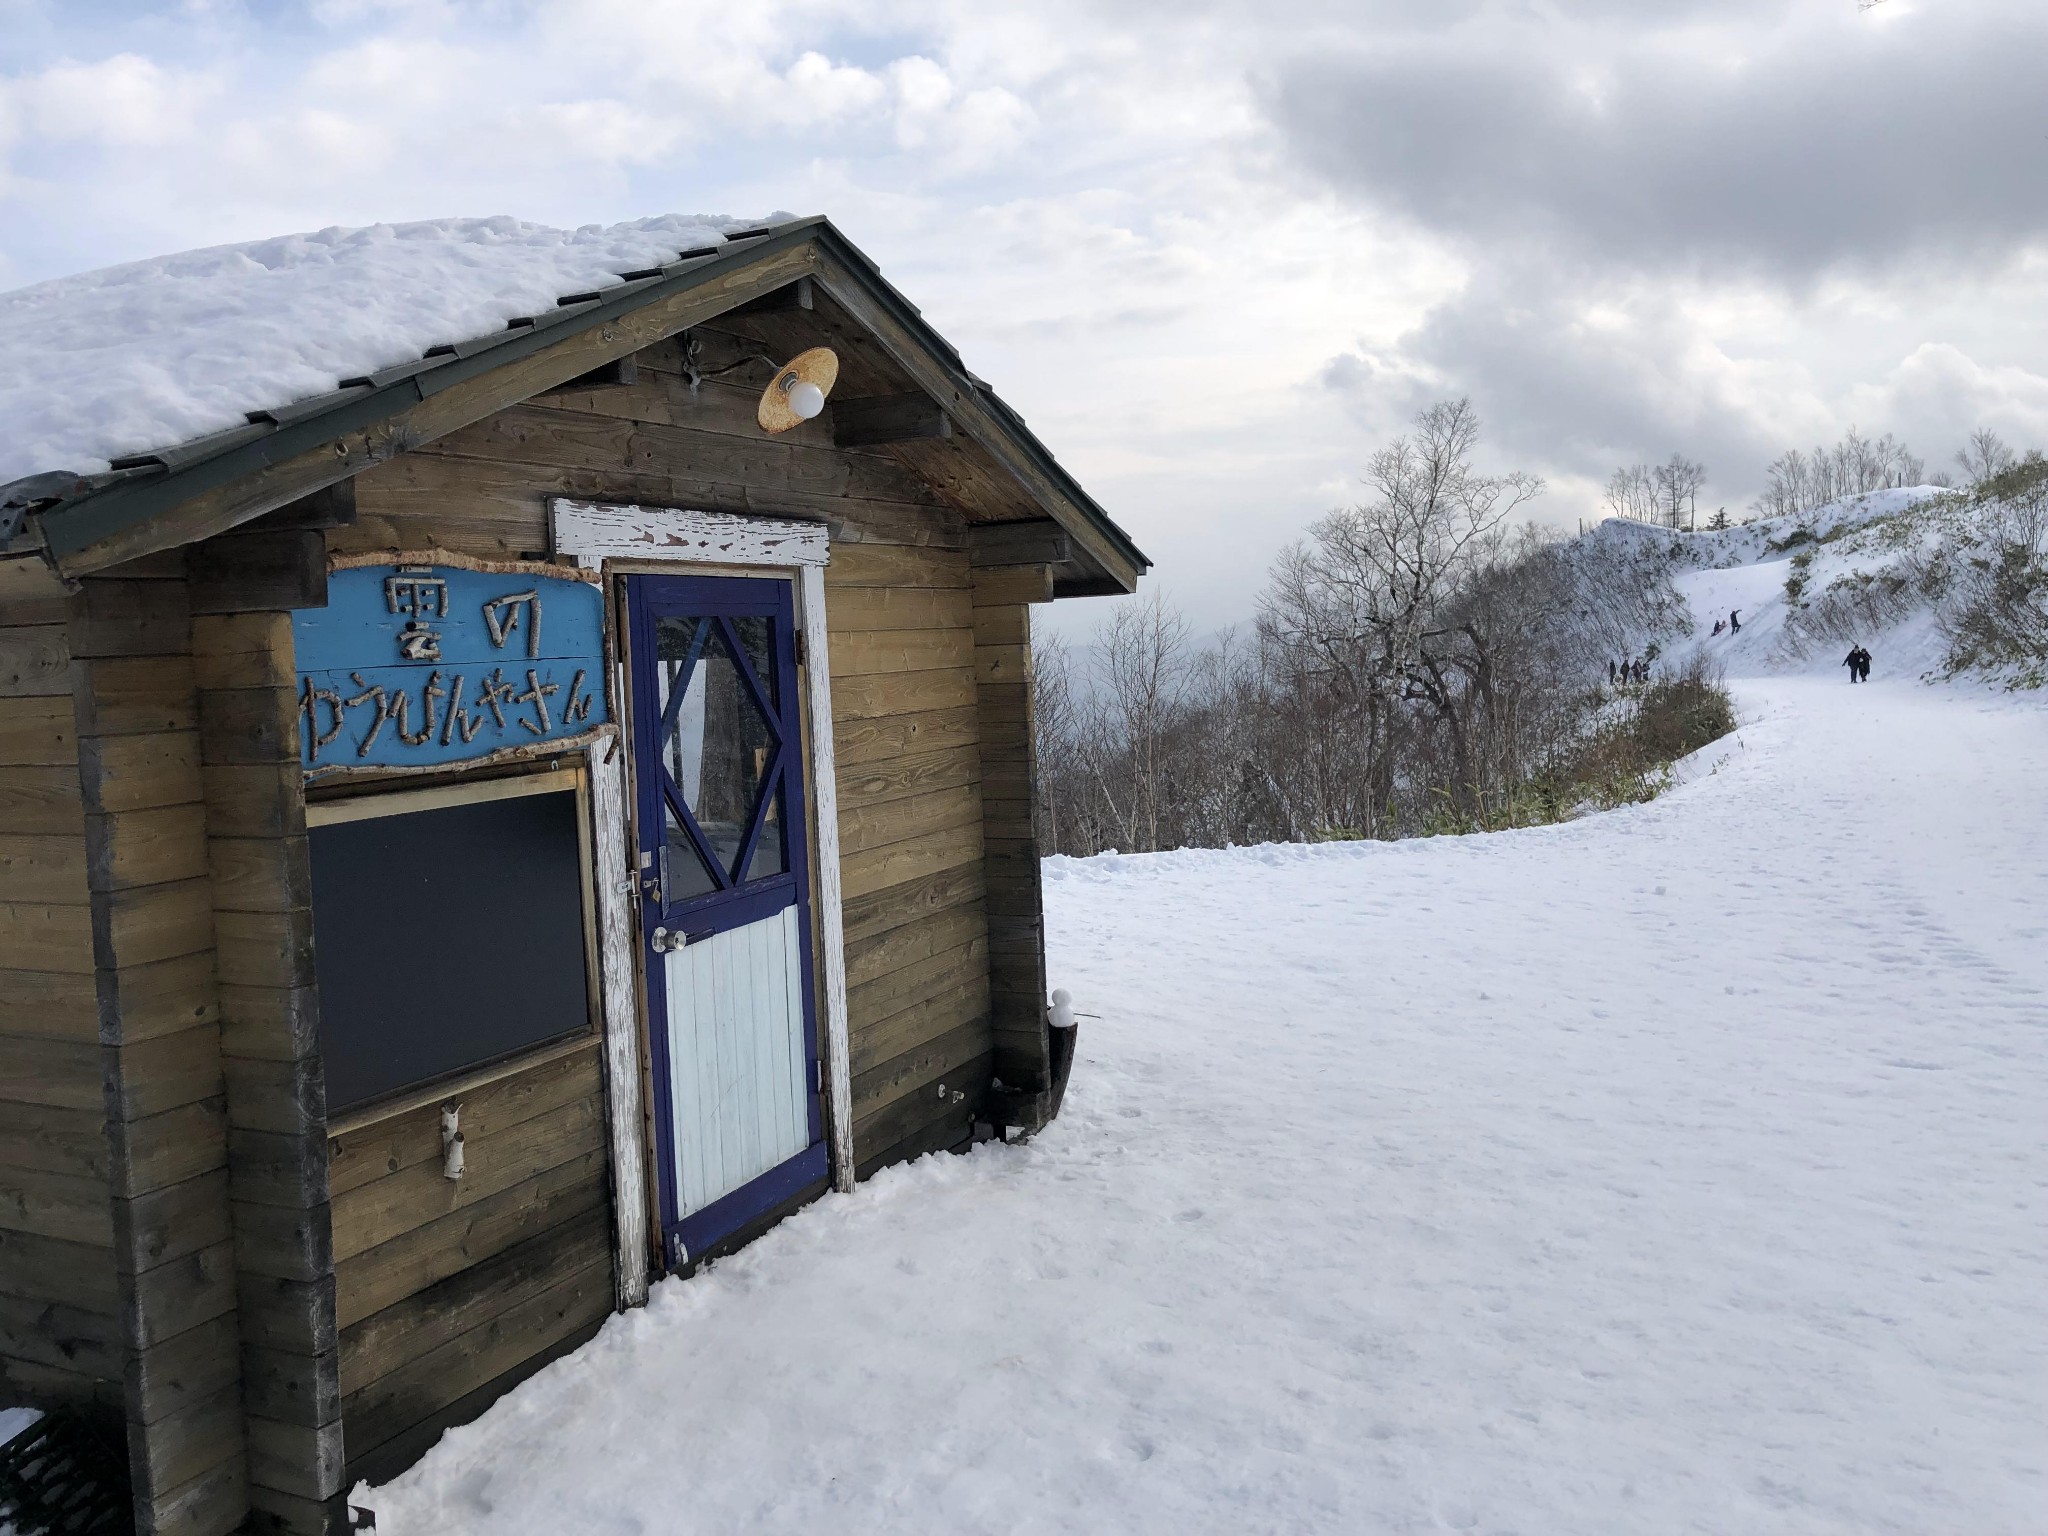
(1595, 488, 1959, 682)
(0, 214, 775, 485)
(357, 671, 2047, 1535)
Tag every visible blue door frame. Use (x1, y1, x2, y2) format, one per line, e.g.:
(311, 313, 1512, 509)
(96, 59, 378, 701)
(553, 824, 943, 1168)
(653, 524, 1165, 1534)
(626, 573, 827, 1267)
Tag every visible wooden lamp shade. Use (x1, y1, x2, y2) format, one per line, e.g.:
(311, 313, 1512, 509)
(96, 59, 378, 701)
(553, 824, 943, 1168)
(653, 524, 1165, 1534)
(757, 346, 840, 434)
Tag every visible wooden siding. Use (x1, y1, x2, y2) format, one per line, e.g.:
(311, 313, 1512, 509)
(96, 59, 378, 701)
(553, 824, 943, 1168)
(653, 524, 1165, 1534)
(0, 603, 122, 1416)
(343, 331, 1002, 1177)
(826, 536, 993, 1176)
(190, 602, 348, 1535)
(329, 1039, 612, 1483)
(70, 574, 252, 1536)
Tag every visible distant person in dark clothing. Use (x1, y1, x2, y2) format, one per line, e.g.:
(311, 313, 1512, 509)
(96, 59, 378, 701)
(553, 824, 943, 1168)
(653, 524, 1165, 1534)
(1859, 648, 1872, 682)
(1634, 658, 1649, 684)
(1843, 646, 1862, 682)
(1729, 609, 1742, 633)
(1711, 618, 1725, 636)
(1608, 659, 1618, 685)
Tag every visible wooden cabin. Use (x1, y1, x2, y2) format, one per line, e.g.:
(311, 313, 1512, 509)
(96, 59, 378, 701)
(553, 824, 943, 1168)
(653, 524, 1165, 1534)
(0, 215, 1146, 1534)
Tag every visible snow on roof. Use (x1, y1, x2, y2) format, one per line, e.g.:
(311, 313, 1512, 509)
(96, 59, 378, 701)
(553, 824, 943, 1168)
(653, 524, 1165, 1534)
(0, 213, 785, 487)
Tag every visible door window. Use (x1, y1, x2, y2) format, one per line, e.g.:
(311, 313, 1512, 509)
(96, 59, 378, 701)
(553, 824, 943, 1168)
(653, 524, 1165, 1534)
(653, 614, 789, 900)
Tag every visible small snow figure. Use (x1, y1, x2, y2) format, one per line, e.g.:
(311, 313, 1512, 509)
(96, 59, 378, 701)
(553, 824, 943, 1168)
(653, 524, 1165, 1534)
(1729, 609, 1742, 633)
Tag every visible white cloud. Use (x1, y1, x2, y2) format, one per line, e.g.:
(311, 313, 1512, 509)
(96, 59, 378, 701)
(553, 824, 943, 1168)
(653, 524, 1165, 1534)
(9, 53, 215, 147)
(0, 0, 2039, 631)
(783, 51, 887, 121)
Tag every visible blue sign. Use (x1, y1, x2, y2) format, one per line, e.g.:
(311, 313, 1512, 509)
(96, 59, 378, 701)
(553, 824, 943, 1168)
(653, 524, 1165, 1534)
(294, 564, 609, 772)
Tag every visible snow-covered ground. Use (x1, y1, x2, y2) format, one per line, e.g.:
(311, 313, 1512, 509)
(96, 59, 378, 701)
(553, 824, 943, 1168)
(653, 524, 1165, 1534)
(360, 641, 2047, 1531)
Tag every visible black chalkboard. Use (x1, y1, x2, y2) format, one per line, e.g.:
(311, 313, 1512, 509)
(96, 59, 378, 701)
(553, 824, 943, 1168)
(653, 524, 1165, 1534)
(310, 785, 592, 1114)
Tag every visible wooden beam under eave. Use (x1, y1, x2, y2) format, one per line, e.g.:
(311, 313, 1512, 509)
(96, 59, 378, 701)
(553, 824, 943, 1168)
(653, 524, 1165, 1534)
(967, 519, 1070, 569)
(42, 242, 823, 580)
(725, 276, 815, 316)
(832, 393, 951, 449)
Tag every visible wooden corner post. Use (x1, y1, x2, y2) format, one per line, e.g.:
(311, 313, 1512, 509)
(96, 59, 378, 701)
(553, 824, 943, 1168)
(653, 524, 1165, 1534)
(970, 565, 1054, 1128)
(190, 561, 350, 1533)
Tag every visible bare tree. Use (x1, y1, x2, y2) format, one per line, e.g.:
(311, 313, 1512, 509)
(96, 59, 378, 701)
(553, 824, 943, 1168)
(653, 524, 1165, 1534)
(1034, 401, 1709, 855)
(1755, 428, 1927, 519)
(1653, 454, 1708, 531)
(1261, 399, 1543, 819)
(1956, 428, 2017, 487)
(1604, 463, 1660, 524)
(1610, 457, 1706, 529)
(1030, 630, 1078, 855)
(1093, 590, 1191, 853)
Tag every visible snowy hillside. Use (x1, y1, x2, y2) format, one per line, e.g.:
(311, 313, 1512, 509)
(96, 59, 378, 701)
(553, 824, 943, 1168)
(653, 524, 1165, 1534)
(1589, 485, 2034, 685)
(354, 651, 2047, 1532)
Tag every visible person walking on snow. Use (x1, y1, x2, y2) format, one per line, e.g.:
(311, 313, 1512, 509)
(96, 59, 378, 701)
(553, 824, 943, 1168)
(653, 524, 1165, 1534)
(1856, 646, 1872, 682)
(1729, 609, 1742, 634)
(1843, 645, 1863, 683)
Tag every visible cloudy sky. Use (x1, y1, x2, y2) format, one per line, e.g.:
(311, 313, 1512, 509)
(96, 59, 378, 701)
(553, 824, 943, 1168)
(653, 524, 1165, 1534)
(3, 0, 2042, 629)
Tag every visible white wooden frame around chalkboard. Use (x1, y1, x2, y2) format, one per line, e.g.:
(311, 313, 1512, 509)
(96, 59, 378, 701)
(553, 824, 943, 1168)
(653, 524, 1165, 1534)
(550, 498, 856, 1205)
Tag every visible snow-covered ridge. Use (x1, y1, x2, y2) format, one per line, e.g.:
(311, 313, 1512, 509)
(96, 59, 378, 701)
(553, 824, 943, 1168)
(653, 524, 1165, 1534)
(0, 213, 784, 486)
(1585, 487, 2009, 683)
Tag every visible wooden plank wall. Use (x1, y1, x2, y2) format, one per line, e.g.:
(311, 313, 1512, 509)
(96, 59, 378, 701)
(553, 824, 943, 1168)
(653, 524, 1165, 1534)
(0, 593, 123, 1417)
(341, 328, 999, 1180)
(828, 545, 993, 1174)
(189, 600, 350, 1534)
(326, 1039, 612, 1484)
(337, 330, 954, 562)
(69, 573, 249, 1535)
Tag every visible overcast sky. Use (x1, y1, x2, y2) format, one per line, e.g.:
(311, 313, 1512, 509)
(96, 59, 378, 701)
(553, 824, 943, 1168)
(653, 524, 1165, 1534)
(3, 0, 2043, 630)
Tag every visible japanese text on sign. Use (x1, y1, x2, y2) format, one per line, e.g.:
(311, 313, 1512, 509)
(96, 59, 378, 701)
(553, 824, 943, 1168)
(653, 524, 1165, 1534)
(292, 565, 609, 772)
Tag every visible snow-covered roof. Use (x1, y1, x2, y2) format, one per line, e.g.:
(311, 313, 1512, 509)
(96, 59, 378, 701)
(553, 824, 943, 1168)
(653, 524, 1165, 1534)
(0, 213, 783, 486)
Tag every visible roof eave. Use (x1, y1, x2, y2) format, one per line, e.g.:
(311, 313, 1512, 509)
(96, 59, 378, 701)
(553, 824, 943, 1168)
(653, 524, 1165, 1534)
(28, 214, 1148, 594)
(800, 223, 1148, 593)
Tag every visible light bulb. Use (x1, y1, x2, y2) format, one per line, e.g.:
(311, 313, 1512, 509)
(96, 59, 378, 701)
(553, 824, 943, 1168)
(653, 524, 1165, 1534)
(786, 378, 825, 419)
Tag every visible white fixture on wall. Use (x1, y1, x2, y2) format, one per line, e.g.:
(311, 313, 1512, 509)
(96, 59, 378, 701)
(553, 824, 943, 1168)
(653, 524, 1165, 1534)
(441, 1103, 465, 1181)
(757, 347, 839, 434)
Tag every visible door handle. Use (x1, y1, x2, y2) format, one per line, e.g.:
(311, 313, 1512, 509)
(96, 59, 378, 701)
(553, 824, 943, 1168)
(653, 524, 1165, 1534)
(651, 926, 691, 954)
